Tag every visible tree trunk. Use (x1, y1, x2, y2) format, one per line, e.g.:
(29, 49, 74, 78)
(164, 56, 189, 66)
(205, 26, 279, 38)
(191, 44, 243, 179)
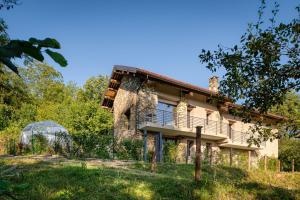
(151, 151, 156, 173)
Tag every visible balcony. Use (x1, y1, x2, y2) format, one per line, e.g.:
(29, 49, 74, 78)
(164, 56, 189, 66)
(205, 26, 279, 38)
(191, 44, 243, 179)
(137, 109, 266, 149)
(137, 109, 229, 140)
(219, 130, 266, 149)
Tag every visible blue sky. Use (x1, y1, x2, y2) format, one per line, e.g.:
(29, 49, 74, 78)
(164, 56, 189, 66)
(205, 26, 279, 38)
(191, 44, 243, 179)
(2, 0, 299, 87)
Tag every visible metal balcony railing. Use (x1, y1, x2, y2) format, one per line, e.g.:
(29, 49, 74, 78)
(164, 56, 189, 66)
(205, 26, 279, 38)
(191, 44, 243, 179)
(138, 109, 229, 136)
(137, 108, 266, 148)
(231, 130, 266, 147)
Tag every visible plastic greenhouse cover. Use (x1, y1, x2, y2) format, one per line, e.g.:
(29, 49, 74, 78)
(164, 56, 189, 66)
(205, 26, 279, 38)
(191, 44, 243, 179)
(20, 120, 71, 145)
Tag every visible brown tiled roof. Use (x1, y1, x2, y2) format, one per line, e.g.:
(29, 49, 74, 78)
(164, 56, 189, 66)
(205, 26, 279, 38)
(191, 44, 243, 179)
(102, 65, 285, 121)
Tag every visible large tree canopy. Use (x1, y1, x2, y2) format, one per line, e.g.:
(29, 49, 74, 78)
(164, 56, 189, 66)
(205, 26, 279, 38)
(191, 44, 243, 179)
(199, 1, 299, 143)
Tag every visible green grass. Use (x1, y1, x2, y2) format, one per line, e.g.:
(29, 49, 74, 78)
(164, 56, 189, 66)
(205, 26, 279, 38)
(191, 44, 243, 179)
(1, 156, 300, 200)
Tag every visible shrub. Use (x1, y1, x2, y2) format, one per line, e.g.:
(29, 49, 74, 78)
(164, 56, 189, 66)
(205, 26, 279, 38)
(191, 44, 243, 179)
(31, 134, 49, 154)
(116, 138, 143, 160)
(4, 139, 17, 155)
(71, 133, 113, 159)
(258, 156, 277, 171)
(163, 140, 179, 163)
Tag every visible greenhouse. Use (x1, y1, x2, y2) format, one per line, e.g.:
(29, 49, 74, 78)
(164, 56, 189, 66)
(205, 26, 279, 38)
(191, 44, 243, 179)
(20, 120, 71, 146)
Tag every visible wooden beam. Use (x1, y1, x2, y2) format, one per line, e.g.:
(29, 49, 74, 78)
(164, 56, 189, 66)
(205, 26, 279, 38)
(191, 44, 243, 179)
(104, 95, 115, 101)
(110, 79, 120, 84)
(105, 89, 117, 98)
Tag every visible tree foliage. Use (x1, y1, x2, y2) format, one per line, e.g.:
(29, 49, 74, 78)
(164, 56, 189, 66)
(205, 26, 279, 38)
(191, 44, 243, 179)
(199, 1, 300, 143)
(279, 138, 300, 171)
(271, 91, 300, 137)
(0, 61, 113, 157)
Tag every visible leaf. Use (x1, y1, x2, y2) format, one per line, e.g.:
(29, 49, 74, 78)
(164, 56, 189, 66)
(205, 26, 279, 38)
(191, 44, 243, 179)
(45, 49, 68, 67)
(4, 40, 44, 62)
(29, 37, 61, 49)
(17, 41, 44, 61)
(0, 46, 22, 58)
(0, 57, 19, 75)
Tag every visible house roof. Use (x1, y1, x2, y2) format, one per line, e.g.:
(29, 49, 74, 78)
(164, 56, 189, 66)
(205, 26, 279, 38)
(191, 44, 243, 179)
(102, 65, 285, 121)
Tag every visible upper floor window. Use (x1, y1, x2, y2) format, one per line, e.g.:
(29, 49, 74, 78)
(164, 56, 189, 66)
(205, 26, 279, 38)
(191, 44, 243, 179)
(124, 108, 131, 130)
(206, 110, 213, 124)
(157, 101, 176, 112)
(157, 101, 176, 126)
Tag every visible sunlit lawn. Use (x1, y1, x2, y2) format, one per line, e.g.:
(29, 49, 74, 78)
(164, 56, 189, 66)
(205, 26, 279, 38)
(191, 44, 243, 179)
(1, 156, 299, 200)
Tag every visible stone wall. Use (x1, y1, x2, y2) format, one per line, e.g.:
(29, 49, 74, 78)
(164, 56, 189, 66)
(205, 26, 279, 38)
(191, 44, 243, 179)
(113, 76, 158, 140)
(113, 76, 141, 139)
(176, 101, 187, 128)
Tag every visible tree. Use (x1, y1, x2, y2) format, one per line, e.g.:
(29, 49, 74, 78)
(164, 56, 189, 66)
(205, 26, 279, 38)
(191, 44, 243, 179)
(279, 139, 300, 171)
(77, 75, 109, 103)
(271, 91, 300, 137)
(199, 1, 300, 143)
(0, 64, 31, 130)
(21, 61, 65, 103)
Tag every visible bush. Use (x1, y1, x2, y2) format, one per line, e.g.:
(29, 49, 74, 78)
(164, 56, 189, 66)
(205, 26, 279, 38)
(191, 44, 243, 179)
(31, 134, 49, 154)
(71, 133, 113, 159)
(116, 138, 143, 160)
(258, 156, 277, 171)
(4, 139, 17, 155)
(163, 140, 178, 163)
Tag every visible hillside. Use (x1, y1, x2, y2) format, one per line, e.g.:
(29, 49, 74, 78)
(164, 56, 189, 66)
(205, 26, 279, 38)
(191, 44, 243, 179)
(1, 156, 299, 200)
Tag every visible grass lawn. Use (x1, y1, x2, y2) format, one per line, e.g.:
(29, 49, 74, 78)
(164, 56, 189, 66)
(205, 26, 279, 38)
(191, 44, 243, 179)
(0, 156, 299, 200)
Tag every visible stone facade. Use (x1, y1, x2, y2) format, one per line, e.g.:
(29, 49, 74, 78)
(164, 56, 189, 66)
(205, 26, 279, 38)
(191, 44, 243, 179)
(111, 71, 279, 165)
(176, 101, 187, 128)
(113, 76, 141, 139)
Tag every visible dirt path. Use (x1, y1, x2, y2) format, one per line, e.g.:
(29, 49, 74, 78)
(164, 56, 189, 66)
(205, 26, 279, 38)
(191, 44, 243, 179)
(1, 155, 189, 180)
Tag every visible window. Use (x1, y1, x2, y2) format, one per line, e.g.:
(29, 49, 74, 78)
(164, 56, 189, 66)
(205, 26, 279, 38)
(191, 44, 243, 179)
(206, 111, 212, 125)
(205, 143, 212, 164)
(187, 140, 194, 157)
(187, 110, 191, 128)
(157, 101, 176, 112)
(157, 101, 176, 126)
(124, 108, 131, 130)
(229, 124, 232, 139)
(228, 121, 235, 139)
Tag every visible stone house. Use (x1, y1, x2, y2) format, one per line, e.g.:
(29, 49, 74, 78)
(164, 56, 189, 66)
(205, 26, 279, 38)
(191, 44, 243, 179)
(102, 65, 284, 164)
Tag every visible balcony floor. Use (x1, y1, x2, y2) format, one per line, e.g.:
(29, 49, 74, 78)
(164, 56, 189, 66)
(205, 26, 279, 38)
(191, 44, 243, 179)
(219, 142, 260, 150)
(139, 122, 228, 140)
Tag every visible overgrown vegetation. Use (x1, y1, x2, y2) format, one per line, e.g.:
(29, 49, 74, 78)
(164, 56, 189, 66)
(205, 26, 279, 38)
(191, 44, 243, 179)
(279, 139, 300, 171)
(0, 61, 114, 158)
(0, 157, 299, 200)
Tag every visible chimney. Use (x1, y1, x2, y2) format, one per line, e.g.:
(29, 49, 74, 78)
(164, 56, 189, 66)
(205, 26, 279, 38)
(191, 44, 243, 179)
(209, 76, 219, 92)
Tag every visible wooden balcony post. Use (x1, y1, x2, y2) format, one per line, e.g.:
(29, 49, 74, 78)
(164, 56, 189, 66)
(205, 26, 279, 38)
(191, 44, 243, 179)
(277, 160, 281, 172)
(195, 126, 203, 182)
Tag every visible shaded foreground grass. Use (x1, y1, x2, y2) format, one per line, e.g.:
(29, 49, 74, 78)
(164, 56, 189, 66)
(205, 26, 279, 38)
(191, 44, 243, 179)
(1, 156, 300, 200)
